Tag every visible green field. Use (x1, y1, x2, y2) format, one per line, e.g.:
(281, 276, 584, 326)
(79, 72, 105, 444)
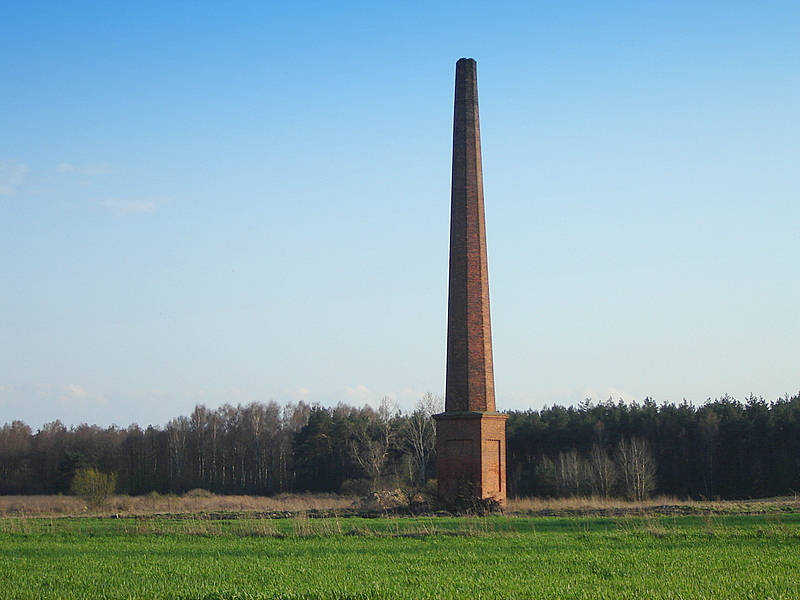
(2, 514, 799, 599)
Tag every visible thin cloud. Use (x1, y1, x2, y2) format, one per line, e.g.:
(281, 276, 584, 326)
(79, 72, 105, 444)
(0, 383, 107, 408)
(180, 387, 256, 404)
(57, 162, 113, 176)
(500, 387, 637, 412)
(0, 159, 31, 195)
(0, 383, 111, 429)
(285, 386, 311, 401)
(344, 384, 370, 398)
(581, 387, 637, 404)
(39, 383, 107, 405)
(98, 196, 166, 217)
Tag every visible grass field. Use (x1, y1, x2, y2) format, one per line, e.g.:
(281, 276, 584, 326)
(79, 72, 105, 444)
(2, 512, 800, 599)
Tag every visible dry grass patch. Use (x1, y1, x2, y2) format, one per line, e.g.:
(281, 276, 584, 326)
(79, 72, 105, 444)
(506, 495, 685, 513)
(3, 493, 799, 519)
(0, 492, 358, 517)
(505, 495, 800, 516)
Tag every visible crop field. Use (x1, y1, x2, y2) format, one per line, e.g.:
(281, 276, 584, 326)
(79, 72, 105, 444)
(2, 513, 800, 599)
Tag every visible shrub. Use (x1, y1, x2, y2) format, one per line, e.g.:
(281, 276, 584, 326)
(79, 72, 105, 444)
(70, 468, 117, 508)
(184, 488, 213, 498)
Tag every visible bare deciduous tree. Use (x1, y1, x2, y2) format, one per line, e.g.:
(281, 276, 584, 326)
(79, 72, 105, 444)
(555, 449, 590, 497)
(588, 444, 617, 498)
(401, 392, 442, 487)
(614, 437, 656, 501)
(348, 397, 399, 489)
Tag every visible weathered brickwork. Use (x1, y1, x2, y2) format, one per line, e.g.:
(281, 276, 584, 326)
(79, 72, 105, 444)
(435, 412, 508, 501)
(445, 58, 494, 413)
(436, 58, 508, 504)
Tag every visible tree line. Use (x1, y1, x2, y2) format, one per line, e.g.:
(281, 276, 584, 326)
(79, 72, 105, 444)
(0, 395, 439, 497)
(1, 392, 799, 500)
(507, 393, 800, 500)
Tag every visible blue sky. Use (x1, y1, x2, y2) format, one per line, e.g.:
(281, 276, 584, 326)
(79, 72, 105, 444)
(2, 1, 799, 429)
